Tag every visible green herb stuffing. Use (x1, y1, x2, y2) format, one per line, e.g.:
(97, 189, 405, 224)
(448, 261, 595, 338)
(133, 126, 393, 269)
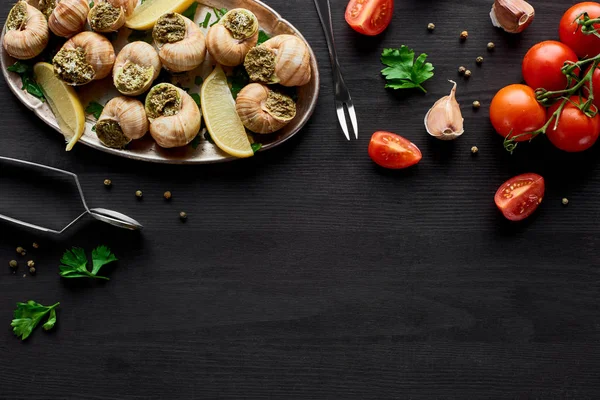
(251, 143, 262, 153)
(380, 46, 434, 93)
(85, 101, 104, 120)
(59, 246, 117, 280)
(128, 29, 153, 44)
(228, 66, 249, 99)
(11, 300, 60, 340)
(7, 61, 45, 102)
(257, 30, 270, 45)
(190, 93, 201, 107)
(201, 13, 211, 29)
(181, 2, 198, 20)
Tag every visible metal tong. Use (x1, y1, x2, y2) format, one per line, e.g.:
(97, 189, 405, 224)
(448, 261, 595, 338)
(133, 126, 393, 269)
(0, 156, 143, 234)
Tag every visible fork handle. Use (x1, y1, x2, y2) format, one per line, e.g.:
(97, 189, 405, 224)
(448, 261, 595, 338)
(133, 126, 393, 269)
(313, 0, 343, 81)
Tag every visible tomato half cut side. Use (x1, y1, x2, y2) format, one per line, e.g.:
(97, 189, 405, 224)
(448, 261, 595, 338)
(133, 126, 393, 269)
(368, 131, 422, 169)
(345, 0, 394, 36)
(494, 173, 545, 222)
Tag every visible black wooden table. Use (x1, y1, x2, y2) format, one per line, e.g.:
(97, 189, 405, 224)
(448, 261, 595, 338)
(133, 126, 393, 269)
(2, 0, 600, 398)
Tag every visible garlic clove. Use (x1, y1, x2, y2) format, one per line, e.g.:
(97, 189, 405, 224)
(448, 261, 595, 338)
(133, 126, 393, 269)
(490, 0, 535, 34)
(424, 80, 464, 141)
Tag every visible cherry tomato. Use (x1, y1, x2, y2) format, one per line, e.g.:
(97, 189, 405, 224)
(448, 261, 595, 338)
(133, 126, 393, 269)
(546, 96, 600, 152)
(345, 0, 394, 36)
(494, 173, 545, 222)
(583, 65, 600, 109)
(559, 2, 600, 58)
(522, 41, 579, 92)
(489, 84, 547, 142)
(368, 131, 421, 169)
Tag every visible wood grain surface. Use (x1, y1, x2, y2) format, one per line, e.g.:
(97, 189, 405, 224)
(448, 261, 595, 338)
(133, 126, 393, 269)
(2, 0, 600, 398)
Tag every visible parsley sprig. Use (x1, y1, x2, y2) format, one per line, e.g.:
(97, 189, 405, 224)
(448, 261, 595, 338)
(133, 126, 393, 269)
(7, 61, 46, 101)
(85, 101, 104, 120)
(11, 301, 60, 340)
(381, 46, 434, 93)
(59, 246, 117, 280)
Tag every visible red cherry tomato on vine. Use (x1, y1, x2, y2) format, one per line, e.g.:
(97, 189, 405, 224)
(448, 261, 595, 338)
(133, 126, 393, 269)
(546, 96, 600, 152)
(522, 41, 579, 92)
(489, 84, 547, 142)
(368, 131, 421, 169)
(345, 0, 394, 36)
(583, 65, 600, 109)
(559, 2, 600, 58)
(494, 173, 545, 222)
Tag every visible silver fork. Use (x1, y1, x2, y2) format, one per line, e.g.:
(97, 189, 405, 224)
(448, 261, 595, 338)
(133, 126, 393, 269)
(313, 0, 358, 140)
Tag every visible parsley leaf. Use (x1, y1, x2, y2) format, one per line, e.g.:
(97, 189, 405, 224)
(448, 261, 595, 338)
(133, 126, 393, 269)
(128, 29, 153, 44)
(204, 130, 215, 144)
(11, 300, 60, 340)
(85, 101, 104, 120)
(7, 61, 29, 74)
(190, 93, 201, 107)
(59, 246, 117, 280)
(228, 66, 249, 99)
(201, 13, 212, 29)
(7, 61, 46, 102)
(381, 46, 434, 93)
(181, 2, 199, 19)
(195, 75, 203, 86)
(251, 143, 262, 153)
(257, 30, 270, 45)
(190, 133, 202, 149)
(210, 7, 228, 26)
(89, 1, 94, 8)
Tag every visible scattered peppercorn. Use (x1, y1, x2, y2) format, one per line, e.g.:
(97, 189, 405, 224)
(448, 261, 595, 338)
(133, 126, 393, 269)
(464, 70, 472, 78)
(164, 191, 172, 200)
(487, 42, 495, 51)
(471, 146, 479, 154)
(104, 179, 112, 187)
(427, 23, 435, 31)
(29, 267, 36, 275)
(473, 100, 481, 109)
(27, 260, 35, 268)
(16, 246, 24, 255)
(458, 66, 466, 75)
(9, 260, 17, 269)
(460, 30, 468, 40)
(135, 190, 143, 198)
(32, 242, 39, 249)
(179, 211, 187, 221)
(562, 198, 569, 206)
(476, 56, 484, 65)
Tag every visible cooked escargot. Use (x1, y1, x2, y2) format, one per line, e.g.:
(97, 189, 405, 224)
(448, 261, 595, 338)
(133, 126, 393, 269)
(244, 34, 311, 87)
(206, 8, 259, 67)
(88, 0, 126, 33)
(235, 83, 296, 134)
(48, 0, 89, 38)
(3, 1, 49, 60)
(152, 12, 206, 73)
(113, 41, 161, 96)
(53, 32, 116, 85)
(96, 97, 148, 149)
(145, 83, 201, 148)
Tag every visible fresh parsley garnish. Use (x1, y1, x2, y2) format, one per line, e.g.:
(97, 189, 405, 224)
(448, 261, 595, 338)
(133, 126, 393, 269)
(182, 2, 199, 19)
(257, 30, 270, 45)
(190, 133, 201, 149)
(89, 1, 94, 8)
(11, 300, 60, 340)
(201, 12, 212, 29)
(381, 46, 434, 93)
(251, 143, 262, 153)
(210, 7, 228, 26)
(59, 246, 117, 280)
(228, 66, 249, 99)
(190, 93, 201, 107)
(85, 101, 104, 119)
(127, 29, 153, 44)
(7, 61, 45, 102)
(195, 75, 203, 86)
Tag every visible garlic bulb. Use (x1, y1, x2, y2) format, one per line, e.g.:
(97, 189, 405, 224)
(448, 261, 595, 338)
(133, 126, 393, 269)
(153, 13, 206, 73)
(96, 97, 148, 149)
(145, 83, 201, 148)
(88, 0, 127, 33)
(113, 41, 161, 96)
(235, 83, 296, 134)
(206, 8, 259, 67)
(48, 0, 89, 38)
(424, 80, 464, 141)
(490, 0, 535, 34)
(3, 1, 49, 60)
(53, 32, 116, 85)
(244, 34, 311, 87)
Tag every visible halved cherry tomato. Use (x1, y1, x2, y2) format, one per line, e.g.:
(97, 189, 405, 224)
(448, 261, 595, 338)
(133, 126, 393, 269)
(546, 96, 600, 152)
(345, 0, 394, 36)
(368, 131, 421, 169)
(489, 84, 547, 142)
(494, 173, 545, 222)
(559, 2, 600, 58)
(522, 41, 579, 92)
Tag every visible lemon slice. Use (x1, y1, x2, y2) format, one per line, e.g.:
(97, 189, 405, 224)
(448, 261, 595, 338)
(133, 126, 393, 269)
(125, 0, 197, 31)
(33, 62, 85, 151)
(201, 65, 253, 158)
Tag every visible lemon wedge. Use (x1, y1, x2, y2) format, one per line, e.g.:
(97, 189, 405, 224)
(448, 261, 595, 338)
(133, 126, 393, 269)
(33, 62, 85, 151)
(201, 65, 253, 158)
(125, 0, 197, 31)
